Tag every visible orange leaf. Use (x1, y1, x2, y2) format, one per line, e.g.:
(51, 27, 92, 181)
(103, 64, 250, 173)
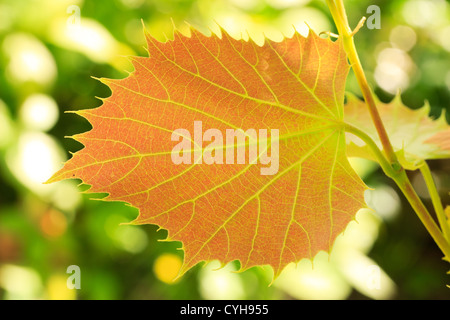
(426, 129, 450, 152)
(48, 27, 368, 278)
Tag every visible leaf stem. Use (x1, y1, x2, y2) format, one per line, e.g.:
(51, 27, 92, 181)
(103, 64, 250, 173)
(344, 124, 395, 178)
(419, 161, 450, 242)
(345, 125, 450, 261)
(345, 124, 450, 262)
(394, 170, 450, 262)
(328, 0, 450, 262)
(325, 0, 398, 165)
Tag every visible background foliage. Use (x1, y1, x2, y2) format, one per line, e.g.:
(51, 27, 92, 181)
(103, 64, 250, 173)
(0, 0, 449, 299)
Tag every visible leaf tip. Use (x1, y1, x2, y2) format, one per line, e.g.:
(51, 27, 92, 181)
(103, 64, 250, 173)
(43, 173, 59, 185)
(176, 260, 197, 281)
(91, 76, 112, 86)
(64, 109, 80, 115)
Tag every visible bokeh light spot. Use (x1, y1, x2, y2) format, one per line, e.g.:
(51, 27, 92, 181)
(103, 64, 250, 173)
(46, 274, 77, 300)
(375, 48, 414, 94)
(0, 264, 44, 299)
(199, 261, 245, 299)
(6, 132, 65, 194)
(20, 94, 59, 132)
(40, 209, 67, 238)
(3, 33, 57, 86)
(153, 253, 183, 284)
(389, 25, 417, 52)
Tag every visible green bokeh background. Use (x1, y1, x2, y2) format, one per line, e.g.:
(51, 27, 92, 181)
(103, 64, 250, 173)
(0, 0, 449, 300)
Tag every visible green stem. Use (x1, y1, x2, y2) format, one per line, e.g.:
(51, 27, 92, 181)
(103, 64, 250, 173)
(344, 124, 395, 178)
(419, 161, 450, 242)
(326, 0, 398, 165)
(345, 125, 450, 261)
(394, 171, 450, 261)
(327, 0, 450, 261)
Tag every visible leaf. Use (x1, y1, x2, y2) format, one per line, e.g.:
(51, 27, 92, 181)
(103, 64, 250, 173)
(345, 93, 450, 168)
(47, 27, 368, 278)
(425, 129, 450, 152)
